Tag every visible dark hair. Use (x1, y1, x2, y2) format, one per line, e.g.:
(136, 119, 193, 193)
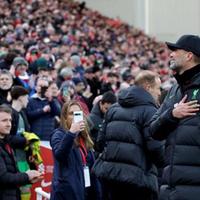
(4, 52, 17, 65)
(49, 80, 58, 87)
(35, 76, 49, 86)
(101, 91, 117, 104)
(0, 104, 12, 114)
(107, 72, 118, 78)
(10, 86, 29, 100)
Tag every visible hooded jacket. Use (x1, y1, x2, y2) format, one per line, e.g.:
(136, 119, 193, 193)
(93, 86, 164, 194)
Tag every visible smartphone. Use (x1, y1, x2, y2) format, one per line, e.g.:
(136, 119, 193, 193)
(40, 86, 48, 98)
(62, 87, 69, 97)
(73, 111, 83, 123)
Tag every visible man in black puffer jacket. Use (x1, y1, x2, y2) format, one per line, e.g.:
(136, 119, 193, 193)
(93, 70, 164, 200)
(149, 35, 200, 200)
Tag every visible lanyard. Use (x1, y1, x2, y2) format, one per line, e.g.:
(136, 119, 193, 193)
(79, 138, 87, 166)
(5, 143, 13, 155)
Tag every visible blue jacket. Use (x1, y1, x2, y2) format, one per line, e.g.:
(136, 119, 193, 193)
(50, 128, 101, 200)
(26, 95, 60, 140)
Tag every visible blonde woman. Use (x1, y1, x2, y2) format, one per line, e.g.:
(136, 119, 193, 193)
(50, 101, 100, 200)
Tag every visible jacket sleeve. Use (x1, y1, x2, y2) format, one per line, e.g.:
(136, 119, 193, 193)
(149, 88, 179, 141)
(26, 100, 45, 120)
(8, 135, 27, 149)
(50, 129, 77, 162)
(0, 156, 29, 187)
(49, 98, 61, 117)
(95, 117, 107, 153)
(143, 107, 165, 168)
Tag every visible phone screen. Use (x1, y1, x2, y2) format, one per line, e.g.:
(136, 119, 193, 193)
(62, 87, 69, 97)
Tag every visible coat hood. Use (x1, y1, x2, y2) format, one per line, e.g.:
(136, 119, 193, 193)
(90, 102, 103, 118)
(118, 86, 157, 108)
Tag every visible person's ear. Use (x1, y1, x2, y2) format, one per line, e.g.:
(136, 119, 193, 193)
(99, 101, 103, 110)
(187, 52, 194, 61)
(143, 83, 151, 92)
(18, 96, 23, 103)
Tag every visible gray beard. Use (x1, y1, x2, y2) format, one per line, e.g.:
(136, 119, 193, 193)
(169, 61, 181, 73)
(169, 61, 176, 70)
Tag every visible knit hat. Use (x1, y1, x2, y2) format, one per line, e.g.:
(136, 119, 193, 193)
(36, 57, 49, 70)
(13, 57, 28, 67)
(28, 45, 39, 53)
(72, 77, 84, 85)
(122, 70, 133, 81)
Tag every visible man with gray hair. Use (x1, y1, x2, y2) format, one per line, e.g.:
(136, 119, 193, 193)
(0, 69, 13, 105)
(70, 54, 85, 78)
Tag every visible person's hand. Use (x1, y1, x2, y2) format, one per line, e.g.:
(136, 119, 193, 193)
(9, 65, 15, 77)
(31, 175, 43, 184)
(172, 95, 200, 118)
(26, 170, 43, 184)
(55, 116, 60, 124)
(7, 91, 12, 103)
(69, 121, 85, 134)
(43, 105, 51, 112)
(28, 155, 35, 163)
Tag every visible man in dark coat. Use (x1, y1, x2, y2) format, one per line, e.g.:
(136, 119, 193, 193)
(93, 70, 164, 200)
(0, 69, 14, 105)
(88, 91, 117, 153)
(0, 104, 42, 200)
(149, 35, 200, 200)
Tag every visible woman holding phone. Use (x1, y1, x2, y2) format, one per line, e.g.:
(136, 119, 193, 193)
(50, 100, 101, 200)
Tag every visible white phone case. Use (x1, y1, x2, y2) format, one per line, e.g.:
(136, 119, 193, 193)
(73, 111, 83, 123)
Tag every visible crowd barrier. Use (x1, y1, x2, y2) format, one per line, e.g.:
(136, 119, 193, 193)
(31, 141, 53, 200)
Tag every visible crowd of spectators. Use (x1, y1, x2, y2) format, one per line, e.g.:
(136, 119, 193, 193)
(0, 0, 175, 140)
(0, 1, 179, 199)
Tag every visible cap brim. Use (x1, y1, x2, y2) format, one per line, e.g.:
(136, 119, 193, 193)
(16, 62, 28, 67)
(165, 42, 181, 51)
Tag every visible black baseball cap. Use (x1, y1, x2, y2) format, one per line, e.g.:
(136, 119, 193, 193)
(166, 35, 200, 57)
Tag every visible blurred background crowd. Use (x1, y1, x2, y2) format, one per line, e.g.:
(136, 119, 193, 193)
(2, 1, 197, 200)
(0, 0, 175, 141)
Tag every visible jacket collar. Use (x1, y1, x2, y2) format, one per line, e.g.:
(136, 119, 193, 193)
(31, 93, 46, 100)
(0, 136, 8, 145)
(174, 64, 200, 88)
